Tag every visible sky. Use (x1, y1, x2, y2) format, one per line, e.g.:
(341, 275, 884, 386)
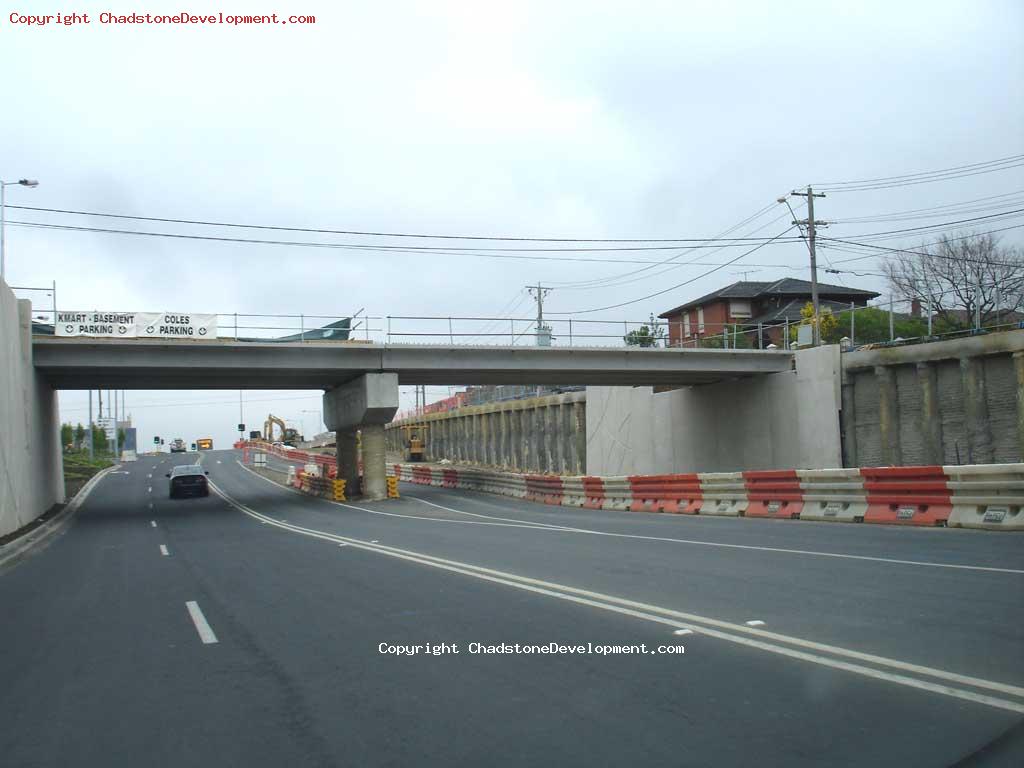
(2, 0, 1022, 449)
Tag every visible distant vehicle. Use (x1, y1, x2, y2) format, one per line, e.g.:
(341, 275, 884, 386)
(169, 438, 187, 453)
(197, 438, 213, 450)
(166, 464, 209, 498)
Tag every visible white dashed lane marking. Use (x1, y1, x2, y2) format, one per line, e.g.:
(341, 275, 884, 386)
(159, 545, 169, 556)
(185, 601, 219, 644)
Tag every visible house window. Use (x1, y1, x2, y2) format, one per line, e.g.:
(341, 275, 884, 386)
(683, 314, 691, 337)
(697, 307, 705, 333)
(729, 299, 752, 319)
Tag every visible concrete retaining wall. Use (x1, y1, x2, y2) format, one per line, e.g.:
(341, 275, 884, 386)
(586, 346, 842, 475)
(1, 279, 64, 538)
(841, 330, 1024, 467)
(386, 391, 586, 475)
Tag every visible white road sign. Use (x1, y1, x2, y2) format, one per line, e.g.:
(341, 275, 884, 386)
(55, 311, 218, 339)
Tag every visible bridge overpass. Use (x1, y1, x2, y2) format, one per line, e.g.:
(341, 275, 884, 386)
(31, 336, 793, 389)
(30, 335, 794, 501)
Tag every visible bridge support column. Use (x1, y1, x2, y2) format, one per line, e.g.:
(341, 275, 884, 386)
(335, 428, 360, 496)
(361, 424, 387, 500)
(323, 373, 399, 501)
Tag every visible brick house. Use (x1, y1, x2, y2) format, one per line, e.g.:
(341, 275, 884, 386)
(658, 278, 880, 348)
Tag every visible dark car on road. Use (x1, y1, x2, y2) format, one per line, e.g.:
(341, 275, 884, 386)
(166, 464, 210, 498)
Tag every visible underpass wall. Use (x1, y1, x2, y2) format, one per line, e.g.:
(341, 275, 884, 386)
(586, 346, 842, 475)
(0, 280, 64, 538)
(386, 391, 586, 475)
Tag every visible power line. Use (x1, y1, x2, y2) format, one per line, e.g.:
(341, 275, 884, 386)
(550, 203, 804, 292)
(549, 226, 798, 315)
(7, 203, 803, 245)
(830, 188, 1024, 222)
(812, 153, 1024, 192)
(6, 219, 807, 253)
(828, 208, 1024, 242)
(819, 224, 1024, 267)
(546, 200, 782, 290)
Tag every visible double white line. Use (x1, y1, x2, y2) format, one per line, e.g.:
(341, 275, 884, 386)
(209, 481, 1024, 714)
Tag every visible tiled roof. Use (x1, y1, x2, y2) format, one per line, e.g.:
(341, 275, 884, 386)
(658, 278, 880, 318)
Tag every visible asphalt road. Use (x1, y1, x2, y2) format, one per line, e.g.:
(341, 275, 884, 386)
(1, 448, 1022, 767)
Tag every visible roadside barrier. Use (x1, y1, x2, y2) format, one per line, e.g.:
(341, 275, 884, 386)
(600, 477, 633, 511)
(491, 472, 527, 499)
(525, 475, 563, 505)
(387, 477, 400, 499)
(861, 466, 952, 526)
(697, 473, 748, 516)
(371, 459, 1023, 532)
(561, 476, 586, 507)
(743, 470, 803, 519)
(333, 479, 347, 501)
(945, 464, 1024, 530)
(797, 468, 868, 522)
(629, 474, 702, 514)
(582, 477, 606, 510)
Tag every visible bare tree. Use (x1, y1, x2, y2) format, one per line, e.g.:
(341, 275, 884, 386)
(882, 232, 1024, 329)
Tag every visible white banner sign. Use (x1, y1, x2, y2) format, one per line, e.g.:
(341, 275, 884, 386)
(135, 312, 217, 339)
(55, 311, 218, 339)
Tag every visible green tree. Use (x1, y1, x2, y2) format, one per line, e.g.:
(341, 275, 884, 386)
(624, 323, 665, 347)
(91, 424, 109, 453)
(61, 423, 73, 449)
(823, 307, 928, 344)
(74, 423, 86, 448)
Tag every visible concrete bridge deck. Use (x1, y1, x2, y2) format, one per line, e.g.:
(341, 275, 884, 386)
(32, 337, 794, 389)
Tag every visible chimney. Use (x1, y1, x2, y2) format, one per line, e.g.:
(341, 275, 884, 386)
(910, 298, 922, 318)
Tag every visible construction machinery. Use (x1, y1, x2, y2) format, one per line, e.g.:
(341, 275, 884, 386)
(264, 414, 303, 444)
(400, 423, 428, 462)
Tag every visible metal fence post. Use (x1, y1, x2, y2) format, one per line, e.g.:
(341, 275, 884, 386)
(758, 322, 763, 349)
(52, 280, 57, 324)
(784, 317, 790, 349)
(449, 317, 454, 344)
(234, 312, 238, 339)
(850, 301, 854, 345)
(301, 314, 305, 343)
(387, 315, 391, 344)
(510, 319, 515, 346)
(569, 318, 573, 346)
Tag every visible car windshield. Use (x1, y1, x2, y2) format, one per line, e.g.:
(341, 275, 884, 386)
(170, 465, 204, 477)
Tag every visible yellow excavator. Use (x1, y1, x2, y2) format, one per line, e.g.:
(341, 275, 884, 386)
(263, 414, 303, 444)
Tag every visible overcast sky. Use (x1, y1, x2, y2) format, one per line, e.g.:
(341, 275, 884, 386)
(3, 0, 1022, 449)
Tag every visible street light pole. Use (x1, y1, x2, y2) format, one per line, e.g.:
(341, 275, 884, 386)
(1, 178, 40, 281)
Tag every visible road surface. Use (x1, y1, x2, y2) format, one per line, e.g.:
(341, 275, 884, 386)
(1, 448, 1022, 767)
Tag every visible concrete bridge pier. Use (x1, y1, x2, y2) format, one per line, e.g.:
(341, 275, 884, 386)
(323, 373, 399, 501)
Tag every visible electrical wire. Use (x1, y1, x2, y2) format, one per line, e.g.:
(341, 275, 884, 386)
(6, 203, 803, 246)
(551, 204, 804, 292)
(549, 226, 798, 315)
(5, 219, 807, 254)
(546, 200, 782, 290)
(812, 153, 1024, 192)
